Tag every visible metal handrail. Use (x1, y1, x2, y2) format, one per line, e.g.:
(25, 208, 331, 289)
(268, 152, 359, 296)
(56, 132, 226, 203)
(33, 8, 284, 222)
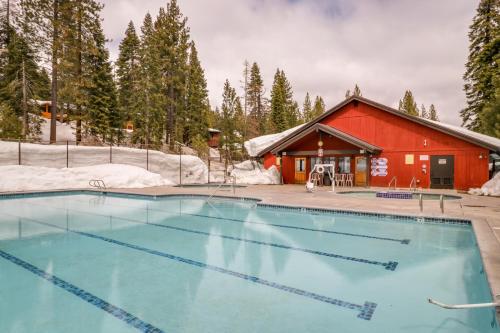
(207, 175, 236, 201)
(388, 176, 397, 190)
(89, 179, 106, 189)
(409, 177, 417, 191)
(428, 296, 500, 309)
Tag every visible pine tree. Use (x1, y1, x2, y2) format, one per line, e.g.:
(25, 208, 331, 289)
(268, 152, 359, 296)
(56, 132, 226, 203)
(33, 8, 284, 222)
(420, 104, 428, 119)
(116, 21, 141, 132)
(84, 22, 118, 143)
(353, 84, 362, 97)
(0, 102, 22, 138)
(154, 0, 190, 147)
(480, 74, 500, 137)
(429, 104, 439, 121)
(398, 90, 419, 116)
(220, 79, 239, 164)
(312, 95, 326, 119)
(247, 62, 266, 137)
(461, 0, 500, 134)
(185, 42, 209, 143)
(302, 92, 313, 122)
(134, 13, 165, 146)
(270, 69, 297, 131)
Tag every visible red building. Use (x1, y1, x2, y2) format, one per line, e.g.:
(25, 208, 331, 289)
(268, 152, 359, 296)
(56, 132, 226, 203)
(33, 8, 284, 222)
(257, 96, 500, 190)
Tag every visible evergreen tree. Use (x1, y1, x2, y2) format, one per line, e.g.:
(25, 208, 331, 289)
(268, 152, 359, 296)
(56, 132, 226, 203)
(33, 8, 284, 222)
(398, 90, 419, 116)
(461, 0, 500, 134)
(311, 95, 326, 119)
(0, 102, 22, 138)
(270, 69, 297, 131)
(220, 79, 239, 163)
(302, 92, 313, 122)
(116, 21, 141, 131)
(480, 74, 500, 137)
(247, 62, 266, 136)
(154, 0, 190, 147)
(134, 13, 165, 146)
(345, 84, 362, 98)
(185, 42, 209, 143)
(429, 104, 439, 121)
(353, 84, 362, 96)
(420, 104, 428, 119)
(84, 22, 118, 143)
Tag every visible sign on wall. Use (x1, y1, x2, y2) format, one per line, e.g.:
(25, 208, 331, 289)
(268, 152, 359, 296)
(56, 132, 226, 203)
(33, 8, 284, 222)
(371, 158, 388, 176)
(405, 154, 414, 164)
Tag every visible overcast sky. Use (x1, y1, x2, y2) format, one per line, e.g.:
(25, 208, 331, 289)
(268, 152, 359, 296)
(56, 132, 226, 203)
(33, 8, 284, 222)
(101, 0, 477, 126)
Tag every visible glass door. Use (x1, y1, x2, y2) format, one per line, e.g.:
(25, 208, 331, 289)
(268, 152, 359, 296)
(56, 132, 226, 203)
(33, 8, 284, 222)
(355, 156, 367, 186)
(294, 157, 307, 184)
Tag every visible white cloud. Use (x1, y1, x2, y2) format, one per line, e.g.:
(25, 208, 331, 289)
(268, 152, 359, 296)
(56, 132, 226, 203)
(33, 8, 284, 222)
(101, 0, 477, 125)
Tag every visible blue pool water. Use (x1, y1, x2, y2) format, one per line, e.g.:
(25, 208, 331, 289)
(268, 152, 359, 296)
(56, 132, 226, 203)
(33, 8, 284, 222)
(0, 192, 497, 332)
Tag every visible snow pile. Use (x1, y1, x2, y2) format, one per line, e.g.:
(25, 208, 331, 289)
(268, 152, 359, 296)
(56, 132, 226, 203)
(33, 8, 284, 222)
(0, 164, 173, 192)
(244, 124, 304, 157)
(40, 119, 76, 142)
(469, 172, 500, 196)
(0, 141, 208, 184)
(230, 160, 281, 184)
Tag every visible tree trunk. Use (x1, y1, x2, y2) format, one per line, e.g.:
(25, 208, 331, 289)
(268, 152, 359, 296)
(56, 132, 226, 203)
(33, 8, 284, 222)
(76, 2, 82, 143)
(49, 0, 59, 144)
(22, 59, 28, 138)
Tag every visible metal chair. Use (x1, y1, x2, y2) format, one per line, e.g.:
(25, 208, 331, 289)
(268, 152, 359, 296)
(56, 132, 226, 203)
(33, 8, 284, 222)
(346, 173, 354, 187)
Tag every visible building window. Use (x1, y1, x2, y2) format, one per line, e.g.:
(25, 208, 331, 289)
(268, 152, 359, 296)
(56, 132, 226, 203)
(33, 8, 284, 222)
(337, 156, 351, 173)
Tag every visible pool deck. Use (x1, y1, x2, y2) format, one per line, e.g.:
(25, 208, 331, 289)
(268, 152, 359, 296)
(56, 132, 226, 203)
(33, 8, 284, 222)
(102, 184, 500, 317)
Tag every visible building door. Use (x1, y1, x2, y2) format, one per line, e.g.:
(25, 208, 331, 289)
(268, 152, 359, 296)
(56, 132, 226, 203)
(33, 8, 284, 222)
(430, 155, 454, 189)
(295, 157, 307, 184)
(355, 156, 367, 186)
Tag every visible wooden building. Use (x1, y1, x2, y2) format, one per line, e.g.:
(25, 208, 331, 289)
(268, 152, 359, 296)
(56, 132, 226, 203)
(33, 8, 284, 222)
(257, 96, 500, 190)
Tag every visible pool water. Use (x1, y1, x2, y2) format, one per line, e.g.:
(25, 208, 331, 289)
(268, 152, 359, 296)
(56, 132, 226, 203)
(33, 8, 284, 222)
(338, 190, 461, 200)
(0, 193, 497, 333)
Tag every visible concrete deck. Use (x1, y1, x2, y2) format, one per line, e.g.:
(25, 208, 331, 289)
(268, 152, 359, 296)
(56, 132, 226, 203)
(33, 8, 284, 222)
(104, 184, 500, 317)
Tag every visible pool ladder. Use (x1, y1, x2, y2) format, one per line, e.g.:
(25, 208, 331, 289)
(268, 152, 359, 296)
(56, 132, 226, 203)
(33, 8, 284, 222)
(207, 175, 236, 201)
(409, 177, 417, 191)
(89, 179, 106, 189)
(388, 176, 397, 190)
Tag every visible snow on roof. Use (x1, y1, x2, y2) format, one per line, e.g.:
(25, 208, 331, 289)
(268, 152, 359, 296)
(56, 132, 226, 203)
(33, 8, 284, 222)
(426, 119, 500, 151)
(208, 128, 221, 133)
(244, 124, 305, 157)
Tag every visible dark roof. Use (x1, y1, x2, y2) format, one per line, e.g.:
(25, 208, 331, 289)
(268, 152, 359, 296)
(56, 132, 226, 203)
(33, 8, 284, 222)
(256, 96, 500, 157)
(270, 123, 382, 154)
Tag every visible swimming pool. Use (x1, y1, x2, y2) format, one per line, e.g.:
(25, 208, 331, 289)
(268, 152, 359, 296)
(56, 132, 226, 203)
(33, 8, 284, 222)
(338, 190, 461, 200)
(0, 192, 497, 332)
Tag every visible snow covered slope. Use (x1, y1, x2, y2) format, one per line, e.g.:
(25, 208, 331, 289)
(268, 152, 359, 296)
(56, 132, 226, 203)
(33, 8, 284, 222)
(40, 119, 76, 142)
(0, 164, 173, 192)
(0, 141, 208, 184)
(230, 160, 280, 184)
(244, 124, 304, 157)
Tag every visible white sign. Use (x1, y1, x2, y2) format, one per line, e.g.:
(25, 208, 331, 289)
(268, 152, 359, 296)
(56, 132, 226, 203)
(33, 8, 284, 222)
(318, 148, 324, 157)
(371, 158, 388, 177)
(438, 159, 447, 165)
(419, 155, 429, 161)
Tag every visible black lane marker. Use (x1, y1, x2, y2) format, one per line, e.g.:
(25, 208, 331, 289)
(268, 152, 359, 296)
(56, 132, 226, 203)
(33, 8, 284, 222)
(0, 250, 164, 332)
(8, 214, 377, 320)
(33, 203, 398, 271)
(59, 197, 410, 245)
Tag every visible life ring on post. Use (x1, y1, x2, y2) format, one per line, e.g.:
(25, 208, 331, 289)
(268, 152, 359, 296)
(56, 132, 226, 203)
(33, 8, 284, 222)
(316, 165, 325, 174)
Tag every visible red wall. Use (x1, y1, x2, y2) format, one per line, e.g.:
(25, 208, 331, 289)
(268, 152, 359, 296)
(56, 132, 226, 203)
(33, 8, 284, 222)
(263, 100, 489, 190)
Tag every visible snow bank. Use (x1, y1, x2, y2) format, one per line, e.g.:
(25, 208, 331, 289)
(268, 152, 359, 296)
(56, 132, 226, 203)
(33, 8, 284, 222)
(0, 164, 173, 192)
(469, 172, 500, 196)
(244, 124, 304, 157)
(230, 160, 280, 184)
(0, 141, 208, 184)
(40, 119, 76, 142)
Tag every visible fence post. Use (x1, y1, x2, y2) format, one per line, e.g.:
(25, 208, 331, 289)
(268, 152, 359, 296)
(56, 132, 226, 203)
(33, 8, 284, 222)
(18, 139, 21, 165)
(208, 151, 211, 184)
(66, 140, 69, 168)
(179, 144, 182, 186)
(146, 145, 149, 171)
(109, 144, 112, 164)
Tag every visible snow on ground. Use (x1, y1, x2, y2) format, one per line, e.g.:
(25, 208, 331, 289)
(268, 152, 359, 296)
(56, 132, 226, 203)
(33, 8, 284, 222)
(230, 160, 280, 184)
(469, 172, 500, 196)
(0, 164, 173, 192)
(40, 119, 76, 142)
(0, 141, 208, 185)
(244, 124, 304, 157)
